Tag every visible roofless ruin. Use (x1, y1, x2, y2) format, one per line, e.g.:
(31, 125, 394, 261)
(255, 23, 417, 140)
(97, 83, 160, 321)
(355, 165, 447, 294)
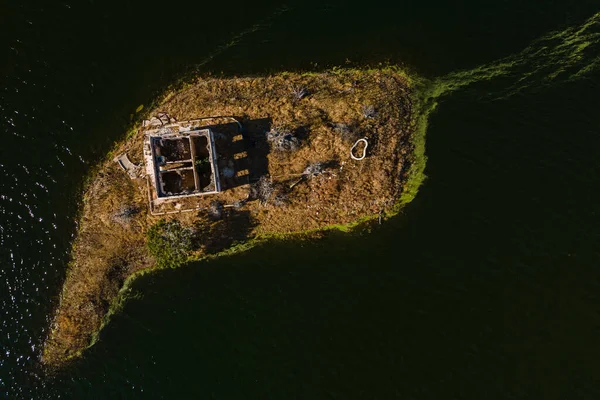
(145, 123, 220, 195)
(142, 117, 244, 215)
(140, 115, 255, 215)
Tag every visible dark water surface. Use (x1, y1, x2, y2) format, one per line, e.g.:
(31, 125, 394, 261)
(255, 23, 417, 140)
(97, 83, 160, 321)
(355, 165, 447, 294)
(2, 0, 600, 398)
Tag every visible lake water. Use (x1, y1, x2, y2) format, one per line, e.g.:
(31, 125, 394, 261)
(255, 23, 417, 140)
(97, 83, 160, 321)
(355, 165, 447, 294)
(2, 0, 600, 398)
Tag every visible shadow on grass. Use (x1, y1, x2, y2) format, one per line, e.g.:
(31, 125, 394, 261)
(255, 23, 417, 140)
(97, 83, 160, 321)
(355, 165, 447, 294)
(189, 117, 273, 190)
(193, 209, 257, 254)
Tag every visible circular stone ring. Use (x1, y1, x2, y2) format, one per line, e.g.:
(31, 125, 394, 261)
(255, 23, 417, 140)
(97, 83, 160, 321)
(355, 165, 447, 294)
(350, 138, 369, 161)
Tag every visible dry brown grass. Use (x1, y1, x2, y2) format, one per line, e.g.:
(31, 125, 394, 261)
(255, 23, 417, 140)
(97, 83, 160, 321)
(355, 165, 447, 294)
(42, 160, 154, 366)
(42, 69, 416, 368)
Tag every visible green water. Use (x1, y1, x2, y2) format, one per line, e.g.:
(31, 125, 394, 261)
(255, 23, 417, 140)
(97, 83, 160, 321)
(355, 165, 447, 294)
(2, 0, 600, 398)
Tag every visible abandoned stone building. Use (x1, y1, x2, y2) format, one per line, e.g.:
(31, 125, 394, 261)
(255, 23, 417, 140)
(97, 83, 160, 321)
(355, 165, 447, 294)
(144, 126, 221, 200)
(135, 116, 254, 214)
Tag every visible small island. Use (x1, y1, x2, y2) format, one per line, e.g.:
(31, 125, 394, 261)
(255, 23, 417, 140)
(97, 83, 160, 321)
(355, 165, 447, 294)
(41, 68, 427, 368)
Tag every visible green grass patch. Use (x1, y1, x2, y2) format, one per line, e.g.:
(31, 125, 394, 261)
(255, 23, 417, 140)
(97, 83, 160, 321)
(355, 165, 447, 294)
(147, 220, 195, 269)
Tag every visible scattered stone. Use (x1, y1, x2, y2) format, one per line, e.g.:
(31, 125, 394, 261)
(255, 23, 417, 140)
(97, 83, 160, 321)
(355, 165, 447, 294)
(112, 205, 140, 226)
(208, 200, 224, 220)
(361, 104, 377, 119)
(266, 127, 300, 152)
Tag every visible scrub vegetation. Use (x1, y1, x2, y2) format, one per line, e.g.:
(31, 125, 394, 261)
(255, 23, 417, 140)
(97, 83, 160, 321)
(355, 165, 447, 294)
(146, 220, 194, 269)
